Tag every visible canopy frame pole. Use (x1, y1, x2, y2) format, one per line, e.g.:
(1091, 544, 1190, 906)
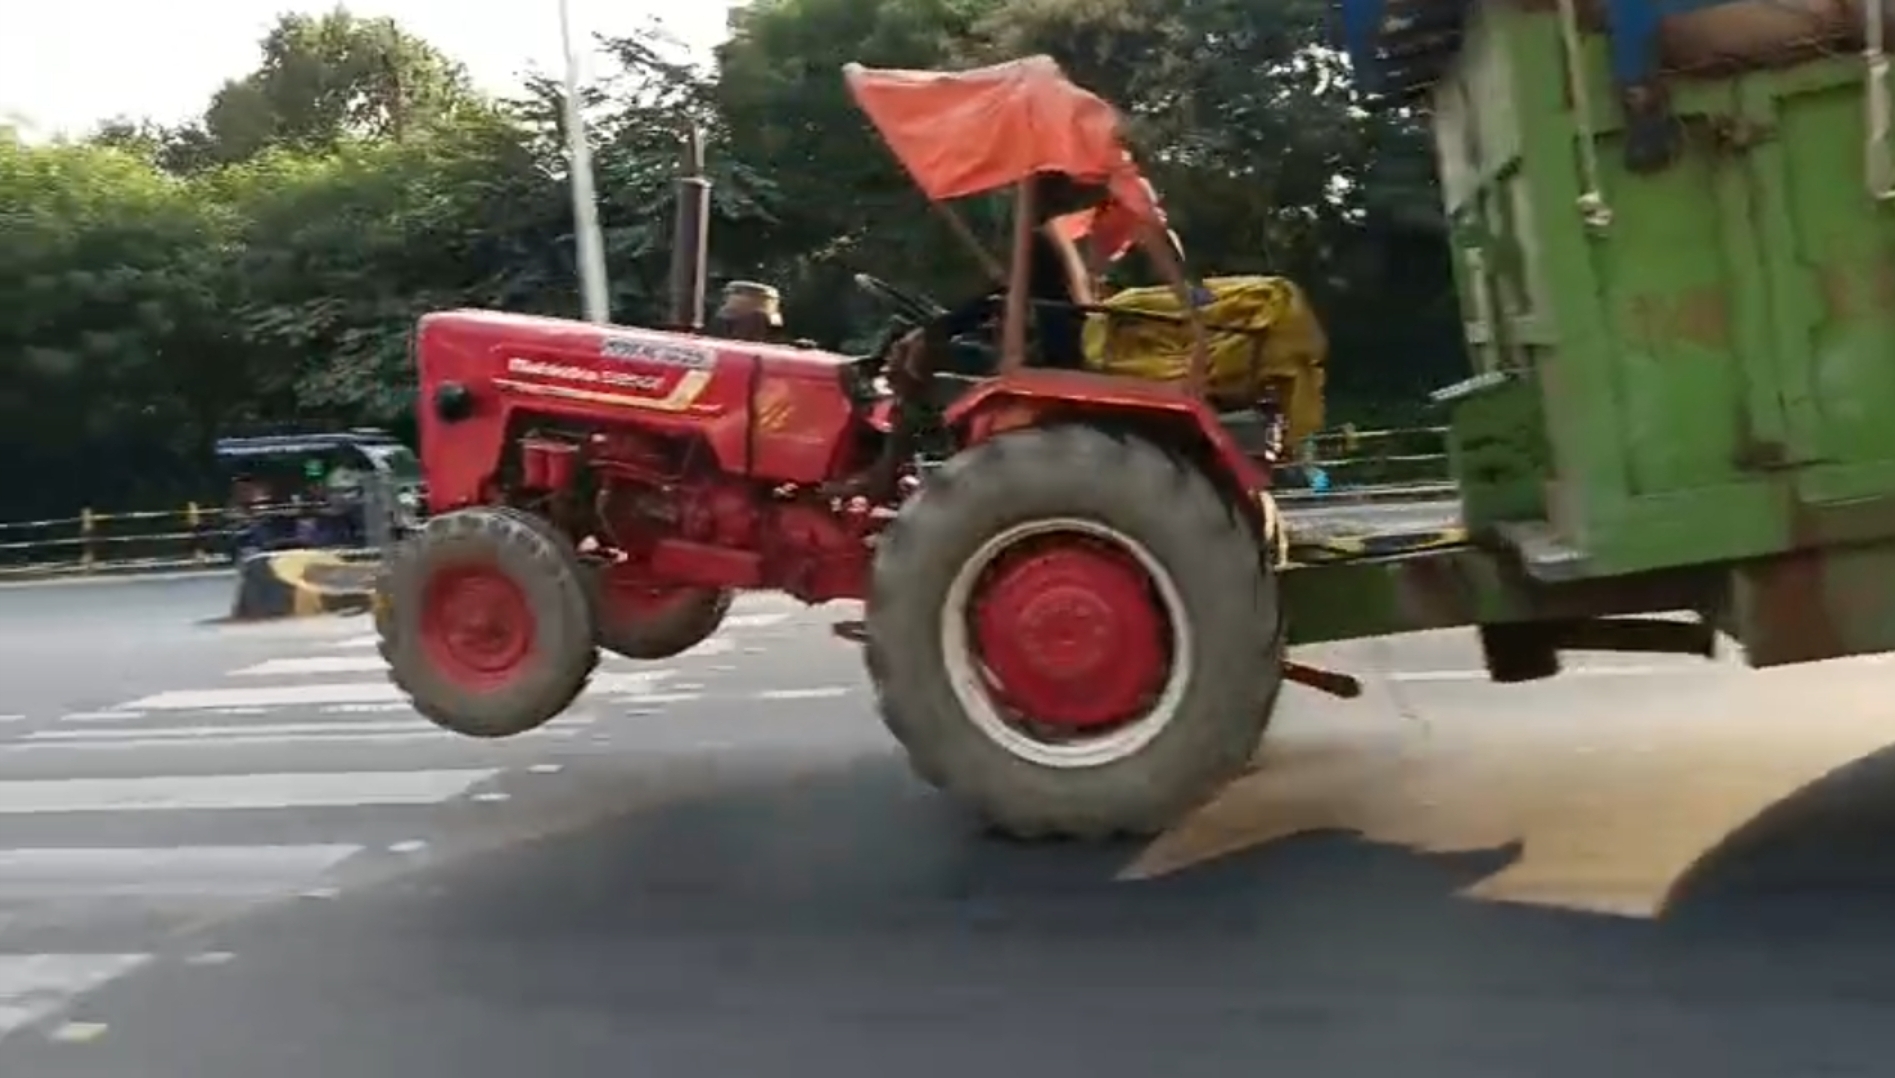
(1132, 219, 1209, 398)
(931, 201, 1007, 285)
(1000, 179, 1039, 375)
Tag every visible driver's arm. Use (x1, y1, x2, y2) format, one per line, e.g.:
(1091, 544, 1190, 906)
(927, 290, 999, 343)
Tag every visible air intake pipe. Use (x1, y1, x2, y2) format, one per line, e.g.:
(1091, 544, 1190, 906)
(669, 125, 711, 332)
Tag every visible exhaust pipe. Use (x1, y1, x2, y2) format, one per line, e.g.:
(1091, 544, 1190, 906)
(668, 125, 711, 332)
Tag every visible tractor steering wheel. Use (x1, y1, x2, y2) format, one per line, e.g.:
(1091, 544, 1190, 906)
(854, 273, 945, 324)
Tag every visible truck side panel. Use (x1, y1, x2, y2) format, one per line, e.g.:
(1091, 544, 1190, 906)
(1431, 8, 1895, 578)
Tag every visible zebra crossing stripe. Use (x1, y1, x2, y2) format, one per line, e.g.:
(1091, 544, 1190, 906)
(124, 683, 409, 711)
(0, 953, 150, 1041)
(0, 770, 498, 814)
(0, 845, 362, 898)
(232, 656, 391, 677)
(123, 670, 681, 712)
(25, 717, 590, 743)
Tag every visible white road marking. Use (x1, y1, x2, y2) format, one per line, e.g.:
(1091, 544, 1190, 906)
(123, 683, 407, 711)
(57, 712, 142, 723)
(472, 791, 511, 803)
(30, 721, 431, 741)
(231, 656, 389, 677)
(0, 954, 149, 1041)
(23, 716, 591, 743)
(386, 840, 428, 854)
(48, 1021, 110, 1043)
(527, 763, 562, 774)
(0, 845, 362, 898)
(124, 674, 675, 712)
(0, 716, 22, 724)
(0, 770, 497, 814)
(1, 730, 574, 753)
(619, 693, 704, 708)
(722, 613, 790, 629)
(754, 687, 852, 701)
(1384, 665, 1686, 683)
(587, 671, 680, 694)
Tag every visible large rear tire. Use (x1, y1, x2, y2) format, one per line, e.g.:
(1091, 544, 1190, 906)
(380, 507, 598, 738)
(865, 424, 1284, 840)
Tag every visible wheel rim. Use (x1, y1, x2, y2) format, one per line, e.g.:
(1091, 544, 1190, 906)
(420, 562, 535, 690)
(942, 517, 1193, 769)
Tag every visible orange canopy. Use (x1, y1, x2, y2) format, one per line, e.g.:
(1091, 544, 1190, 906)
(842, 55, 1162, 247)
(1051, 173, 1165, 264)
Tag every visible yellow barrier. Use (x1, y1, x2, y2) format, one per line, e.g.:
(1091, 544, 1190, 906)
(227, 550, 378, 621)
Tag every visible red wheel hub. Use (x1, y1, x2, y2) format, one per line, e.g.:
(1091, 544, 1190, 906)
(971, 538, 1170, 729)
(420, 563, 535, 690)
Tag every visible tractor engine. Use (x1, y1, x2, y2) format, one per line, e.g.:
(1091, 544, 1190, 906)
(524, 429, 877, 607)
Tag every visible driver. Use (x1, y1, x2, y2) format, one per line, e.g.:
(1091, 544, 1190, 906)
(710, 281, 785, 342)
(835, 172, 1104, 497)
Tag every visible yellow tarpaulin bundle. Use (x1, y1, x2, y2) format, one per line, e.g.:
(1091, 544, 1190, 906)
(1080, 275, 1328, 443)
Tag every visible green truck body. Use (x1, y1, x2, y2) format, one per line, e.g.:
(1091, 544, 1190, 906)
(1309, 0, 1895, 673)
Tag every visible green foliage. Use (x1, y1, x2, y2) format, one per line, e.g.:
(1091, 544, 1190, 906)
(0, 0, 1464, 520)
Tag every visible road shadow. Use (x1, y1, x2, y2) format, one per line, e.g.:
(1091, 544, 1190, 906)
(39, 751, 1895, 1078)
(1667, 740, 1895, 931)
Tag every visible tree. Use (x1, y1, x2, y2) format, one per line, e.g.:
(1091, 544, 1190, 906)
(198, 7, 483, 166)
(970, 0, 1460, 413)
(0, 0, 1468, 523)
(714, 0, 1014, 345)
(0, 139, 242, 514)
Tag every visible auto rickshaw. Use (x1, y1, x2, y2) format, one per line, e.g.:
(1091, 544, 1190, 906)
(215, 429, 425, 559)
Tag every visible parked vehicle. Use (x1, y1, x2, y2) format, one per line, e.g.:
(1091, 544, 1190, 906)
(217, 429, 424, 559)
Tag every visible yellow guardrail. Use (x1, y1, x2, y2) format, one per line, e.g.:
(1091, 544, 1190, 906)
(0, 502, 362, 579)
(0, 426, 1450, 577)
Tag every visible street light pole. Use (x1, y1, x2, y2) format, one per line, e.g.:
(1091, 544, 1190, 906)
(557, 0, 612, 323)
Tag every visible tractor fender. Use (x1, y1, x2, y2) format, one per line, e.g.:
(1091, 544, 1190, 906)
(942, 369, 1269, 518)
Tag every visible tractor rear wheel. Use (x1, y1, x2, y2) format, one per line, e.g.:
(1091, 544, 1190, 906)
(379, 506, 598, 738)
(865, 424, 1284, 840)
(586, 563, 734, 661)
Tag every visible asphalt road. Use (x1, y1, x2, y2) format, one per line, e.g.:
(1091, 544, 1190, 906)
(2, 569, 1895, 1074)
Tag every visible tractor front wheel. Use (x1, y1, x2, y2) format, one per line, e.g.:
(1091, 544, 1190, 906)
(380, 507, 598, 738)
(865, 424, 1284, 840)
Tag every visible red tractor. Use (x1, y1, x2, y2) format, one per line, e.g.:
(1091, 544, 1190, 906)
(377, 56, 1329, 839)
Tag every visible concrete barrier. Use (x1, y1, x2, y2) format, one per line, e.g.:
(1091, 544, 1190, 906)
(228, 550, 378, 621)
